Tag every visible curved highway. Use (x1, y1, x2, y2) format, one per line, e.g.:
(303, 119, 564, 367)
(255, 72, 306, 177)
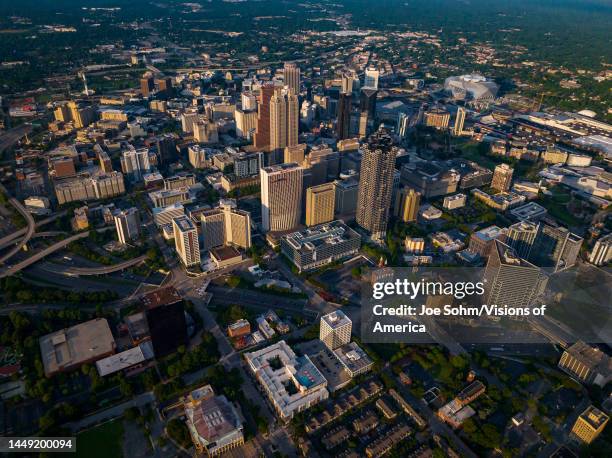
(32, 231, 68, 239)
(0, 211, 67, 250)
(43, 254, 148, 277)
(0, 184, 35, 265)
(0, 227, 113, 278)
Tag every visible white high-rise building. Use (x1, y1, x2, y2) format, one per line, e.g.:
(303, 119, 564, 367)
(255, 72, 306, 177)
(235, 108, 258, 139)
(320, 310, 352, 350)
(453, 107, 466, 136)
(588, 234, 612, 266)
(260, 163, 303, 232)
(200, 199, 252, 251)
(114, 207, 140, 245)
(173, 215, 201, 267)
(397, 112, 409, 138)
(188, 145, 212, 169)
(364, 67, 379, 90)
(120, 147, 151, 181)
(241, 91, 257, 111)
(300, 100, 316, 127)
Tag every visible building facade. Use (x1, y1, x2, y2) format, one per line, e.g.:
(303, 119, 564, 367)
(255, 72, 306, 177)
(281, 220, 361, 272)
(320, 310, 352, 350)
(173, 215, 201, 267)
(114, 207, 140, 245)
(356, 130, 397, 240)
(260, 163, 303, 232)
(305, 183, 336, 227)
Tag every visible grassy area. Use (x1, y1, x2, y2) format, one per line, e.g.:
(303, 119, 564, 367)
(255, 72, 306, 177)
(76, 419, 124, 458)
(455, 141, 500, 169)
(539, 186, 583, 227)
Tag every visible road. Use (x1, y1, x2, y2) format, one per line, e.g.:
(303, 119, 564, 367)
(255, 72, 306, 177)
(0, 227, 113, 278)
(65, 392, 156, 433)
(0, 123, 32, 154)
(41, 254, 148, 276)
(0, 183, 35, 265)
(0, 210, 67, 249)
(391, 370, 477, 458)
(207, 284, 309, 315)
(271, 255, 335, 315)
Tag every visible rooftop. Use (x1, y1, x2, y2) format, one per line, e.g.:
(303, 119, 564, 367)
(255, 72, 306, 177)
(565, 341, 612, 374)
(321, 310, 352, 330)
(184, 385, 243, 450)
(578, 405, 609, 429)
(173, 215, 197, 232)
(210, 245, 242, 261)
(333, 342, 374, 375)
(245, 341, 328, 419)
(473, 225, 503, 242)
(39, 318, 115, 376)
(493, 240, 540, 268)
(510, 202, 548, 220)
(95, 341, 154, 377)
(283, 220, 360, 252)
(141, 286, 181, 309)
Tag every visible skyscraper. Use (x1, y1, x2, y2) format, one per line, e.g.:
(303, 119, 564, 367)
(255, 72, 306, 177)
(532, 224, 583, 272)
(120, 147, 151, 181)
(359, 89, 377, 118)
(357, 88, 377, 138)
(283, 62, 301, 96)
(397, 112, 410, 139)
(241, 91, 257, 111)
(303, 146, 340, 186)
(67, 101, 95, 128)
(156, 134, 176, 164)
(305, 183, 335, 227)
(356, 129, 397, 241)
(336, 92, 352, 140)
(269, 91, 286, 153)
(506, 221, 539, 259)
(97, 150, 113, 173)
(154, 77, 173, 97)
(341, 69, 358, 94)
(269, 89, 299, 163)
(453, 107, 466, 136)
(260, 163, 303, 232)
(193, 120, 219, 144)
(334, 177, 359, 219)
(393, 187, 421, 223)
(284, 143, 307, 164)
(588, 233, 612, 266)
(253, 83, 277, 150)
(235, 108, 258, 139)
(114, 207, 140, 245)
(484, 240, 548, 309)
(491, 163, 514, 192)
(320, 310, 352, 351)
(173, 215, 201, 267)
(200, 199, 252, 251)
(364, 67, 379, 90)
(140, 75, 154, 97)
